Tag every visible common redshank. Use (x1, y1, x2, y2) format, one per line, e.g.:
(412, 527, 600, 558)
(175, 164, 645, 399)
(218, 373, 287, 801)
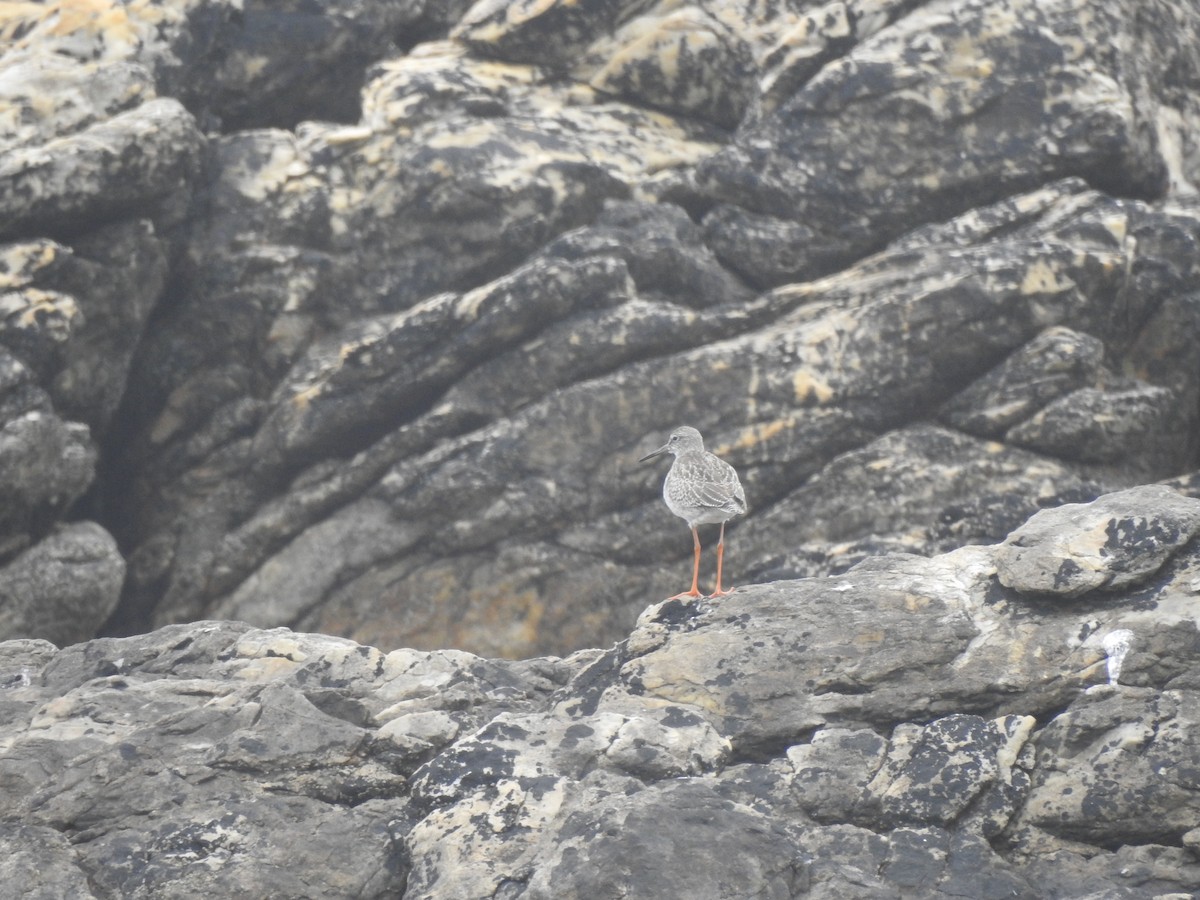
(639, 426, 747, 598)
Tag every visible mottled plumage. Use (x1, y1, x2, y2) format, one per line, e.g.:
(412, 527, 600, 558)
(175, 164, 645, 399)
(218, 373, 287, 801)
(640, 426, 746, 598)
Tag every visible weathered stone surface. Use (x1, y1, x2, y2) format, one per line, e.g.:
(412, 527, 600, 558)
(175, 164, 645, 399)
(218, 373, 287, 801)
(113, 181, 1200, 656)
(0, 97, 203, 240)
(0, 0, 472, 132)
(3, 487, 1200, 896)
(695, 0, 1185, 284)
(739, 423, 1101, 582)
(939, 326, 1106, 439)
(995, 484, 1200, 598)
(0, 823, 95, 900)
(1016, 686, 1200, 848)
(863, 714, 1033, 835)
(1, 221, 169, 434)
(581, 6, 757, 129)
(521, 778, 807, 900)
(0, 411, 96, 557)
(0, 621, 582, 898)
(453, 0, 640, 69)
(4, 0, 1200, 893)
(5, 0, 1200, 755)
(0, 522, 125, 646)
(0, 54, 155, 153)
(1007, 384, 1180, 470)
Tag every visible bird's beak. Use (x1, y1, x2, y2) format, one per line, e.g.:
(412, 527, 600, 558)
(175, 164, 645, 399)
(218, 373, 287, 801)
(639, 444, 669, 463)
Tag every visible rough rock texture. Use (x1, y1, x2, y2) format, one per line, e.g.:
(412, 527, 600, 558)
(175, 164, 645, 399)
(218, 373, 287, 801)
(4, 486, 1200, 897)
(8, 0, 1200, 895)
(4, 0, 1200, 662)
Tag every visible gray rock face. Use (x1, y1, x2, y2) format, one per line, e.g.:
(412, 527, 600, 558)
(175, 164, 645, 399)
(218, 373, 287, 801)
(4, 0, 1200, 725)
(695, 0, 1177, 284)
(2, 486, 1200, 897)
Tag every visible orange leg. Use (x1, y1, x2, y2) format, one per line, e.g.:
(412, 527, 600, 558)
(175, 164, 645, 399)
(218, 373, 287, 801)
(709, 521, 734, 597)
(668, 526, 703, 599)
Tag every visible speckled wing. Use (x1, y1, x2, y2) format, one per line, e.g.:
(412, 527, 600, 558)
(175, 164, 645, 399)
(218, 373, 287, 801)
(667, 454, 747, 518)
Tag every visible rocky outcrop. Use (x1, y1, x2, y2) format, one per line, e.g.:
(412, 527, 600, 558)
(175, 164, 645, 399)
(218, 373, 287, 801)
(3, 485, 1200, 897)
(8, 0, 1200, 895)
(4, 0, 1200, 659)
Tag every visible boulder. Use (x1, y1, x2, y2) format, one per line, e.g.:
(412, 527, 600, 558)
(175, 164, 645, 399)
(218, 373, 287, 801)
(0, 522, 125, 646)
(995, 484, 1200, 597)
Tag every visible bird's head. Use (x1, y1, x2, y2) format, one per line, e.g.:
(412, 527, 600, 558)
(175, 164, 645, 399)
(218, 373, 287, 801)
(639, 425, 705, 462)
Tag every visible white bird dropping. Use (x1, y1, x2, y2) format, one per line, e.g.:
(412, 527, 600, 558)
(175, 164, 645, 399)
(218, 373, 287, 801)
(1102, 629, 1134, 685)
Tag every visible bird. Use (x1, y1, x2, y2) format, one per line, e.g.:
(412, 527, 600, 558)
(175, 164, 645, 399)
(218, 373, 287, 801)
(639, 425, 747, 599)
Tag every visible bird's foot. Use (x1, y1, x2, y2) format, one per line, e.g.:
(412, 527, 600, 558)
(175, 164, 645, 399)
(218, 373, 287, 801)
(667, 588, 704, 600)
(707, 585, 736, 598)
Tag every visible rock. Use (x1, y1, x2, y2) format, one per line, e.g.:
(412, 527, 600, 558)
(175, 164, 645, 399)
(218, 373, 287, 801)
(695, 0, 1177, 284)
(5, 0, 1200, 892)
(0, 411, 96, 558)
(1007, 384, 1182, 472)
(453, 0, 638, 69)
(0, 14, 199, 612)
(0, 522, 125, 645)
(863, 714, 1034, 836)
(0, 621, 580, 898)
(580, 6, 757, 129)
(521, 778, 808, 900)
(0, 97, 203, 240)
(0, 0, 471, 132)
(939, 326, 1106, 439)
(5, 0, 1200, 688)
(1016, 686, 1200, 847)
(3, 486, 1200, 895)
(0, 823, 95, 900)
(995, 484, 1200, 598)
(117, 182, 1200, 656)
(738, 424, 1100, 582)
(1, 221, 169, 435)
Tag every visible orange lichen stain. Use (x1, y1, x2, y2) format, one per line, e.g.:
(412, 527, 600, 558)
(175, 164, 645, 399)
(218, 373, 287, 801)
(58, 0, 144, 49)
(46, 0, 116, 33)
(792, 369, 834, 404)
(642, 681, 723, 714)
(240, 55, 272, 80)
(1020, 260, 1076, 295)
(903, 593, 931, 612)
(1007, 637, 1029, 667)
(234, 656, 302, 681)
(0, 5, 40, 42)
(290, 383, 324, 411)
(727, 418, 794, 452)
(0, 243, 59, 289)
